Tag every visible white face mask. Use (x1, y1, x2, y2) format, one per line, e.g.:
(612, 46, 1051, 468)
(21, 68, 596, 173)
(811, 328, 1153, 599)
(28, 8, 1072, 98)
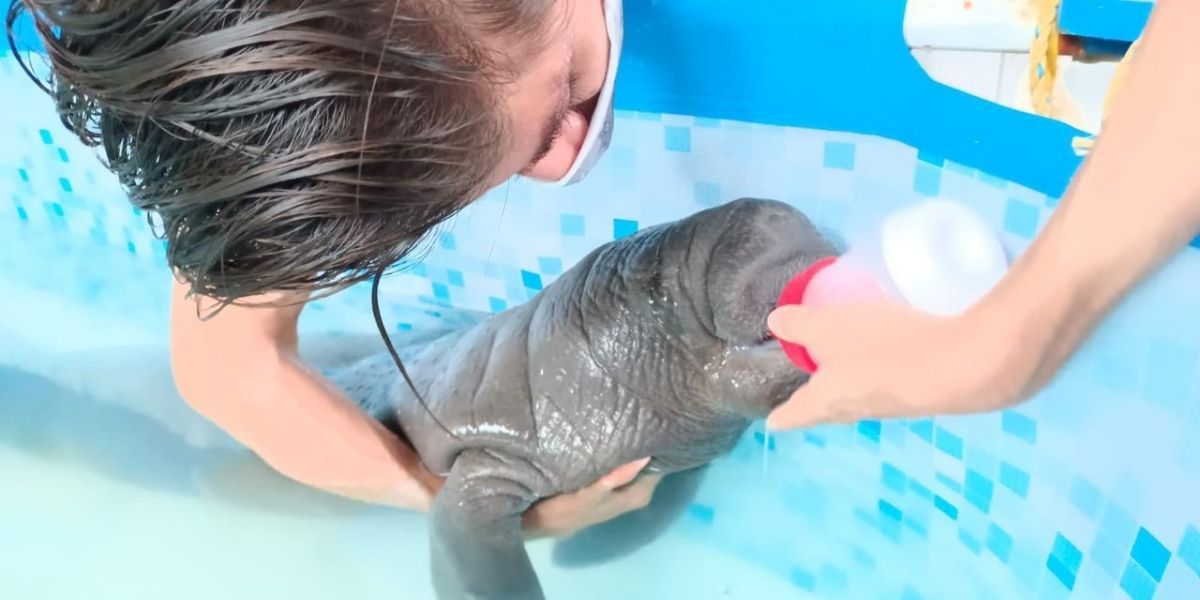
(550, 0, 624, 186)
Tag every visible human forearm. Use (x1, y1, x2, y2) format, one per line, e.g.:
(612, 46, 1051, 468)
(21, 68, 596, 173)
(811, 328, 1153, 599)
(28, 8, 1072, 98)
(168, 280, 440, 509)
(975, 0, 1200, 394)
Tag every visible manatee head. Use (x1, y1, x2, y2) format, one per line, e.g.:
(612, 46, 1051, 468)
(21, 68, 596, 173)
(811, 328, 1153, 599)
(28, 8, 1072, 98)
(538, 198, 837, 422)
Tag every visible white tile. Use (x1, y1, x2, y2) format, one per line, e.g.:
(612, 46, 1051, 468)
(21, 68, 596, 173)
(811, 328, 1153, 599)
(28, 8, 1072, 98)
(905, 0, 1036, 52)
(914, 49, 1004, 102)
(997, 52, 1031, 113)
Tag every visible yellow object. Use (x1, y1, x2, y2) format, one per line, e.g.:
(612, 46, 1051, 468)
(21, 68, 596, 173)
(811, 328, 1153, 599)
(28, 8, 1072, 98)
(1029, 0, 1062, 118)
(1029, 0, 1141, 156)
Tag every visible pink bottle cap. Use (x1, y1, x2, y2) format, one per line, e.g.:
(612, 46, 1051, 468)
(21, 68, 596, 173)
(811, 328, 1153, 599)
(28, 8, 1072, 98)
(773, 256, 837, 373)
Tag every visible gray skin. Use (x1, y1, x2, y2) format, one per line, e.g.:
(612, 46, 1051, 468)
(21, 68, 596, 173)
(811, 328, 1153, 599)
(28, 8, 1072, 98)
(334, 198, 836, 600)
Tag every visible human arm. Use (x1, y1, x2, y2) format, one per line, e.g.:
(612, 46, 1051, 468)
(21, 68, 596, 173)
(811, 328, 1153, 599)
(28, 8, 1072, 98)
(168, 278, 444, 509)
(766, 0, 1200, 429)
(169, 278, 661, 530)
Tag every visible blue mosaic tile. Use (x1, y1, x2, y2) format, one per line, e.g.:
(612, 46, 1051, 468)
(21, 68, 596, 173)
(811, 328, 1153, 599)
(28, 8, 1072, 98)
(987, 524, 1014, 563)
(1047, 554, 1078, 591)
(1003, 198, 1040, 238)
(1120, 561, 1157, 600)
(789, 567, 816, 591)
(959, 530, 982, 555)
(438, 232, 457, 250)
(520, 270, 543, 291)
(903, 514, 929, 537)
(488, 297, 506, 314)
(1052, 533, 1084, 573)
(693, 116, 721, 128)
(446, 270, 465, 287)
(57, 147, 68, 162)
(1068, 478, 1103, 519)
(559, 214, 585, 236)
(934, 495, 959, 520)
(751, 430, 776, 450)
(879, 499, 903, 522)
(999, 462, 1031, 497)
(1047, 536, 1088, 592)
(909, 419, 934, 443)
(857, 419, 881, 442)
(852, 546, 875, 568)
(913, 161, 942, 196)
(916, 148, 945, 166)
(934, 426, 964, 459)
(38, 128, 52, 144)
(881, 462, 907, 494)
(687, 503, 715, 524)
(1179, 526, 1200, 578)
(613, 218, 639, 240)
(900, 586, 923, 600)
(664, 126, 692, 152)
(823, 141, 856, 170)
(964, 469, 994, 513)
(1001, 411, 1038, 444)
(1131, 528, 1171, 582)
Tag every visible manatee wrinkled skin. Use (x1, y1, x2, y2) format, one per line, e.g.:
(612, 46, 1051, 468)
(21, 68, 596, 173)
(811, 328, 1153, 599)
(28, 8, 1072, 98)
(334, 198, 836, 600)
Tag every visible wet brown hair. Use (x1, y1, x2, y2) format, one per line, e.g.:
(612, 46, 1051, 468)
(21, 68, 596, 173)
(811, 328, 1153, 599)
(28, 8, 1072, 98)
(8, 0, 553, 302)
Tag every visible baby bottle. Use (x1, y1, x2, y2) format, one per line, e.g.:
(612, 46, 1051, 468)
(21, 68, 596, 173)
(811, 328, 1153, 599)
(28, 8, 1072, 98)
(775, 199, 1010, 372)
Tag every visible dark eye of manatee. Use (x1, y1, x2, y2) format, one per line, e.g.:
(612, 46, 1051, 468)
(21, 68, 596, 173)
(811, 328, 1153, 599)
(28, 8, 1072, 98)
(334, 198, 837, 600)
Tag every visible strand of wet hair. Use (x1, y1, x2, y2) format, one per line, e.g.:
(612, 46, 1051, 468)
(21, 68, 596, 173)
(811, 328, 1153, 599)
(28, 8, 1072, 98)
(371, 269, 462, 441)
(353, 2, 458, 441)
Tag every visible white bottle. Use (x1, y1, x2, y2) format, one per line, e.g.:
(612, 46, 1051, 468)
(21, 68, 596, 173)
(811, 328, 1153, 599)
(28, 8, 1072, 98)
(776, 199, 1010, 372)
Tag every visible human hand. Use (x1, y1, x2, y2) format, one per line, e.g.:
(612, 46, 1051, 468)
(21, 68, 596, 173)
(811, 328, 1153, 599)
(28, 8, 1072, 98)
(522, 458, 661, 539)
(765, 301, 1028, 430)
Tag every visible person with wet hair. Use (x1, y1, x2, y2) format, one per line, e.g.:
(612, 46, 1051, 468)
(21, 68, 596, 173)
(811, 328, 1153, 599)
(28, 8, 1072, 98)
(12, 0, 653, 534)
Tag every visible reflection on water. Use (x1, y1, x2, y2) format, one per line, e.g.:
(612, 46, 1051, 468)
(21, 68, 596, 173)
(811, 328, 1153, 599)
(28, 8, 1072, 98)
(0, 364, 388, 518)
(0, 347, 792, 600)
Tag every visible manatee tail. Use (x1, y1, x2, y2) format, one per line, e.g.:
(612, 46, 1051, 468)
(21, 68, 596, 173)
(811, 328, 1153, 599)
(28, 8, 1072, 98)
(551, 465, 708, 568)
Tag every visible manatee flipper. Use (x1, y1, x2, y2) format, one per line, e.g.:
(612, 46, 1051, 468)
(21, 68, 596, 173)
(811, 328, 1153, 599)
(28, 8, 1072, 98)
(551, 465, 708, 568)
(430, 450, 544, 600)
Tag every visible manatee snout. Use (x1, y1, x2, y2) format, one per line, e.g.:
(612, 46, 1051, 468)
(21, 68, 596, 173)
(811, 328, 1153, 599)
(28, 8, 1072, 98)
(702, 198, 838, 346)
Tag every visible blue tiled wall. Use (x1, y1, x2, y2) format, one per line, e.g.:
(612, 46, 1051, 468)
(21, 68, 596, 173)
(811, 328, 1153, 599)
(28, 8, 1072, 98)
(2, 5, 1197, 599)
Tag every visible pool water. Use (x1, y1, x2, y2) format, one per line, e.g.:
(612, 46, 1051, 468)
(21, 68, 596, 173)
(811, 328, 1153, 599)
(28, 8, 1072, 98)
(3, 1, 1199, 598)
